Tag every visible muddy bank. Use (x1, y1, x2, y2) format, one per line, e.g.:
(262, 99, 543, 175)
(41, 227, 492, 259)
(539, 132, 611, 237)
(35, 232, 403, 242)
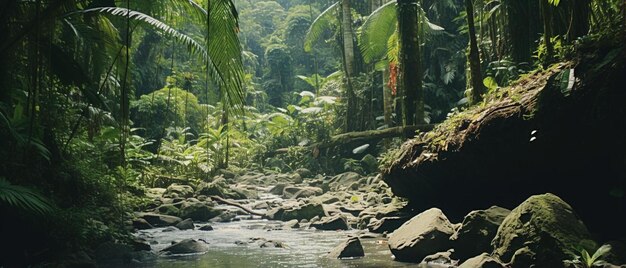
(382, 44, 626, 238)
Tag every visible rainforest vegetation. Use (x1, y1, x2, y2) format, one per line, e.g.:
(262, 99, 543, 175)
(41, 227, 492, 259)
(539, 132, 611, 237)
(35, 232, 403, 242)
(0, 0, 625, 267)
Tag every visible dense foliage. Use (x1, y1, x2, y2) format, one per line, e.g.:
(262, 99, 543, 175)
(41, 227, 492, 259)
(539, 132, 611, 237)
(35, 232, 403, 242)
(0, 0, 623, 265)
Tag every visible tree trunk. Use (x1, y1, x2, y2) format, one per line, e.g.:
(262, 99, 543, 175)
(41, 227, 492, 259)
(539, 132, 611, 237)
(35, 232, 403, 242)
(541, 0, 554, 63)
(465, 0, 485, 103)
(382, 67, 393, 127)
(397, 0, 423, 126)
(341, 0, 358, 132)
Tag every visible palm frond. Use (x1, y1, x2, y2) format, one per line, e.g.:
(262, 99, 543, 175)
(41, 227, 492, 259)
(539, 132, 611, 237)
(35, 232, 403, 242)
(304, 2, 340, 53)
(359, 1, 397, 64)
(0, 178, 55, 215)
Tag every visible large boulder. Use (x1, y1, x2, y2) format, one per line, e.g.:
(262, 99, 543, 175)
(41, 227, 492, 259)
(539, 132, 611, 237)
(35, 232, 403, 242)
(281, 203, 325, 221)
(163, 184, 194, 198)
(310, 215, 349, 230)
(491, 193, 592, 267)
(155, 204, 180, 216)
(450, 206, 511, 260)
(269, 183, 288, 195)
(327, 237, 364, 259)
(179, 202, 223, 222)
(132, 218, 153, 230)
(458, 253, 506, 268)
(388, 208, 455, 262)
(175, 218, 195, 230)
(160, 239, 208, 255)
(138, 213, 182, 227)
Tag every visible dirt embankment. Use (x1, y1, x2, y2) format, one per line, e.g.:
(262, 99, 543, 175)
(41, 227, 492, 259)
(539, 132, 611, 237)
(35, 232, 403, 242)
(382, 44, 626, 239)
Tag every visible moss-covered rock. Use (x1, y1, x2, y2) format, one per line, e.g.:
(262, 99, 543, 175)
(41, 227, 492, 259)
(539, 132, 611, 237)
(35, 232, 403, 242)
(450, 206, 511, 260)
(196, 178, 246, 200)
(178, 202, 222, 222)
(491, 193, 591, 267)
(163, 184, 194, 198)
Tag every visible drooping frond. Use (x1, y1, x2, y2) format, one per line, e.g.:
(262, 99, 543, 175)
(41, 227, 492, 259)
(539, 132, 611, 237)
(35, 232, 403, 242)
(0, 178, 55, 215)
(204, 0, 245, 114)
(304, 2, 340, 53)
(67, 6, 245, 114)
(359, 1, 397, 64)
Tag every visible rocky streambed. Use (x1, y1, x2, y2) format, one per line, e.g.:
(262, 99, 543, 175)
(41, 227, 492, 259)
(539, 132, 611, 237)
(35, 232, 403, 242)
(96, 169, 626, 267)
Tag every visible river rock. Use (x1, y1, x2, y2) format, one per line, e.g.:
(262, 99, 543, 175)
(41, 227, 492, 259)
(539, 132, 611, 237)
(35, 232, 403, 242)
(281, 203, 325, 221)
(422, 250, 458, 266)
(269, 183, 288, 195)
(199, 224, 214, 231)
(491, 193, 591, 267)
(138, 213, 182, 227)
(196, 178, 246, 199)
(163, 184, 194, 198)
(450, 206, 511, 260)
(367, 216, 409, 233)
(161, 239, 208, 255)
(155, 204, 180, 216)
(458, 253, 506, 268)
(360, 154, 379, 174)
(294, 168, 312, 179)
(328, 172, 361, 191)
(132, 218, 154, 230)
(175, 218, 195, 230)
(179, 202, 222, 222)
(328, 237, 364, 259)
(388, 208, 455, 262)
(283, 219, 300, 229)
(310, 215, 349, 230)
(283, 186, 323, 199)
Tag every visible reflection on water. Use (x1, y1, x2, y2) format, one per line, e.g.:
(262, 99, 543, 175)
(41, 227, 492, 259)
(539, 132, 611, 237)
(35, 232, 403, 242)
(133, 218, 414, 268)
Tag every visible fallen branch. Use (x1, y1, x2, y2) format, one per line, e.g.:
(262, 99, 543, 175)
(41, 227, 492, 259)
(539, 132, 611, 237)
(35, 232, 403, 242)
(209, 195, 265, 216)
(267, 124, 436, 156)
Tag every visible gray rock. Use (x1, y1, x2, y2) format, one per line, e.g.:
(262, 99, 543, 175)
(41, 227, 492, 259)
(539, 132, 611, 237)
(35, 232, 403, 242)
(328, 172, 361, 191)
(491, 194, 591, 267)
(388, 208, 455, 262)
(132, 218, 154, 230)
(138, 213, 182, 227)
(269, 183, 288, 195)
(283, 186, 323, 199)
(294, 168, 312, 179)
(310, 215, 349, 230)
(175, 218, 195, 230)
(283, 219, 300, 229)
(450, 206, 510, 260)
(328, 237, 364, 259)
(281, 203, 325, 221)
(458, 253, 506, 268)
(155, 204, 180, 216)
(422, 250, 458, 266)
(161, 239, 208, 255)
(199, 225, 214, 231)
(163, 184, 194, 198)
(179, 202, 222, 222)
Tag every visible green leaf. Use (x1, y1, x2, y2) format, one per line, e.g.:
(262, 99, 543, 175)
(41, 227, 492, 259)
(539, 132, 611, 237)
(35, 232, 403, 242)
(483, 76, 498, 91)
(0, 178, 55, 216)
(304, 2, 340, 52)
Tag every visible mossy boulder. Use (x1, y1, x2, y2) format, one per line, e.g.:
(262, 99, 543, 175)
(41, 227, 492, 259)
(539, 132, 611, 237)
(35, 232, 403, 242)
(163, 184, 194, 198)
(178, 202, 223, 222)
(450, 206, 511, 260)
(281, 203, 325, 221)
(491, 193, 591, 267)
(388, 208, 455, 262)
(196, 178, 246, 200)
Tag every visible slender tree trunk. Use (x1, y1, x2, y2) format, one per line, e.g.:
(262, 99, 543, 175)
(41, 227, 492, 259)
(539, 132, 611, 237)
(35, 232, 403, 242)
(397, 0, 423, 126)
(382, 67, 393, 127)
(341, 0, 358, 131)
(541, 0, 554, 63)
(466, 0, 485, 103)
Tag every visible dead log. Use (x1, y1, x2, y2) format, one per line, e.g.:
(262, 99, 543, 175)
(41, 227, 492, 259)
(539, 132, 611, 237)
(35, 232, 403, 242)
(267, 124, 436, 156)
(209, 195, 265, 216)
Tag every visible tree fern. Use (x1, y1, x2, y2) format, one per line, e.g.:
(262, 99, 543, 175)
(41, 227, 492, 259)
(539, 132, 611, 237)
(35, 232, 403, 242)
(0, 178, 55, 216)
(359, 1, 398, 64)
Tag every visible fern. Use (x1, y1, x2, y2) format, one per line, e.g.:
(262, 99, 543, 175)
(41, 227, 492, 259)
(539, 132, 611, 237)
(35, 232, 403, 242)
(0, 178, 55, 215)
